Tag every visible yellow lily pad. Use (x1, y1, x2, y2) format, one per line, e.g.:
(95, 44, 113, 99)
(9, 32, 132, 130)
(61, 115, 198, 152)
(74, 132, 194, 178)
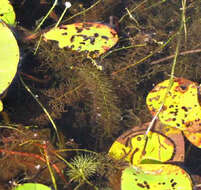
(0, 22, 19, 110)
(0, 100, 3, 112)
(121, 164, 192, 190)
(183, 130, 201, 148)
(108, 121, 184, 165)
(0, 0, 16, 25)
(43, 22, 118, 57)
(146, 78, 201, 132)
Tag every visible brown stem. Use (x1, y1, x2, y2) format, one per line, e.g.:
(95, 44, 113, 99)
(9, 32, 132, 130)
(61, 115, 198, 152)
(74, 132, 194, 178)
(150, 49, 201, 65)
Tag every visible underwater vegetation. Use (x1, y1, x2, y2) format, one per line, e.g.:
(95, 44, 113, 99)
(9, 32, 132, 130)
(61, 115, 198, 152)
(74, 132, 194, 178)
(2, 0, 201, 189)
(66, 154, 100, 189)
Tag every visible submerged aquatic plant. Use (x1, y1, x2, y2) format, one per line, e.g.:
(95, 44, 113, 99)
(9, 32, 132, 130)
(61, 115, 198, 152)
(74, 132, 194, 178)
(66, 153, 101, 189)
(0, 125, 68, 189)
(77, 65, 121, 138)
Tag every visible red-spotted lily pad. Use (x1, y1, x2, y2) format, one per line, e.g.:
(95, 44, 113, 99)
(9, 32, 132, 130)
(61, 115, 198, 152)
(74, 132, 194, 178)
(43, 22, 118, 57)
(121, 164, 192, 190)
(146, 78, 201, 132)
(109, 121, 184, 165)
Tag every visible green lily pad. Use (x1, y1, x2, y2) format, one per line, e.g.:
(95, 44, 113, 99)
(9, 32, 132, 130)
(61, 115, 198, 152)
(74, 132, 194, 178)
(12, 183, 51, 190)
(0, 0, 16, 25)
(121, 164, 192, 190)
(43, 22, 118, 57)
(0, 21, 19, 111)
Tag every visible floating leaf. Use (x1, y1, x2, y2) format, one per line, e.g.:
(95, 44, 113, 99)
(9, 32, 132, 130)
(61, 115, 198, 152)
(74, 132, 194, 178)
(43, 22, 118, 57)
(0, 22, 19, 110)
(154, 121, 185, 161)
(0, 0, 16, 25)
(0, 100, 3, 112)
(146, 78, 201, 132)
(12, 183, 51, 190)
(109, 121, 184, 165)
(183, 130, 201, 148)
(121, 164, 192, 190)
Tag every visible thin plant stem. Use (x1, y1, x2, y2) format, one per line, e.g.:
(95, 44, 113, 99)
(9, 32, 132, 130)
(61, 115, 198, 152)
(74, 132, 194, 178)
(145, 104, 163, 136)
(119, 0, 148, 23)
(43, 145, 57, 190)
(34, 34, 43, 55)
(35, 0, 58, 32)
(182, 0, 187, 43)
(145, 2, 185, 137)
(55, 2, 71, 28)
(145, 34, 181, 136)
(19, 74, 62, 147)
(112, 32, 177, 75)
(145, 0, 167, 10)
(55, 148, 98, 154)
(20, 71, 50, 84)
(0, 125, 25, 135)
(54, 151, 74, 169)
(101, 44, 146, 60)
(125, 7, 140, 28)
(62, 0, 101, 23)
(150, 49, 201, 65)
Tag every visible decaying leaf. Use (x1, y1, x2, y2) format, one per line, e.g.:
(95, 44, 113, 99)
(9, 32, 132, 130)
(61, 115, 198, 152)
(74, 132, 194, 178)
(146, 78, 201, 132)
(109, 121, 184, 165)
(43, 22, 118, 57)
(183, 130, 201, 148)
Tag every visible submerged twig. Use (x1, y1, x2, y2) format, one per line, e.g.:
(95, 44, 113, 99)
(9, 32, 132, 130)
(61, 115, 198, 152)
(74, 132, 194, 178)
(150, 49, 201, 65)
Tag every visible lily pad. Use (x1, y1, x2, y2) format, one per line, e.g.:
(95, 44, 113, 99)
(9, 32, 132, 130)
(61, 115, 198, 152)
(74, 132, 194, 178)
(12, 183, 51, 190)
(0, 101, 3, 112)
(43, 22, 118, 57)
(0, 22, 19, 111)
(183, 130, 201, 148)
(121, 164, 192, 190)
(146, 78, 201, 132)
(0, 0, 16, 25)
(109, 121, 184, 165)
